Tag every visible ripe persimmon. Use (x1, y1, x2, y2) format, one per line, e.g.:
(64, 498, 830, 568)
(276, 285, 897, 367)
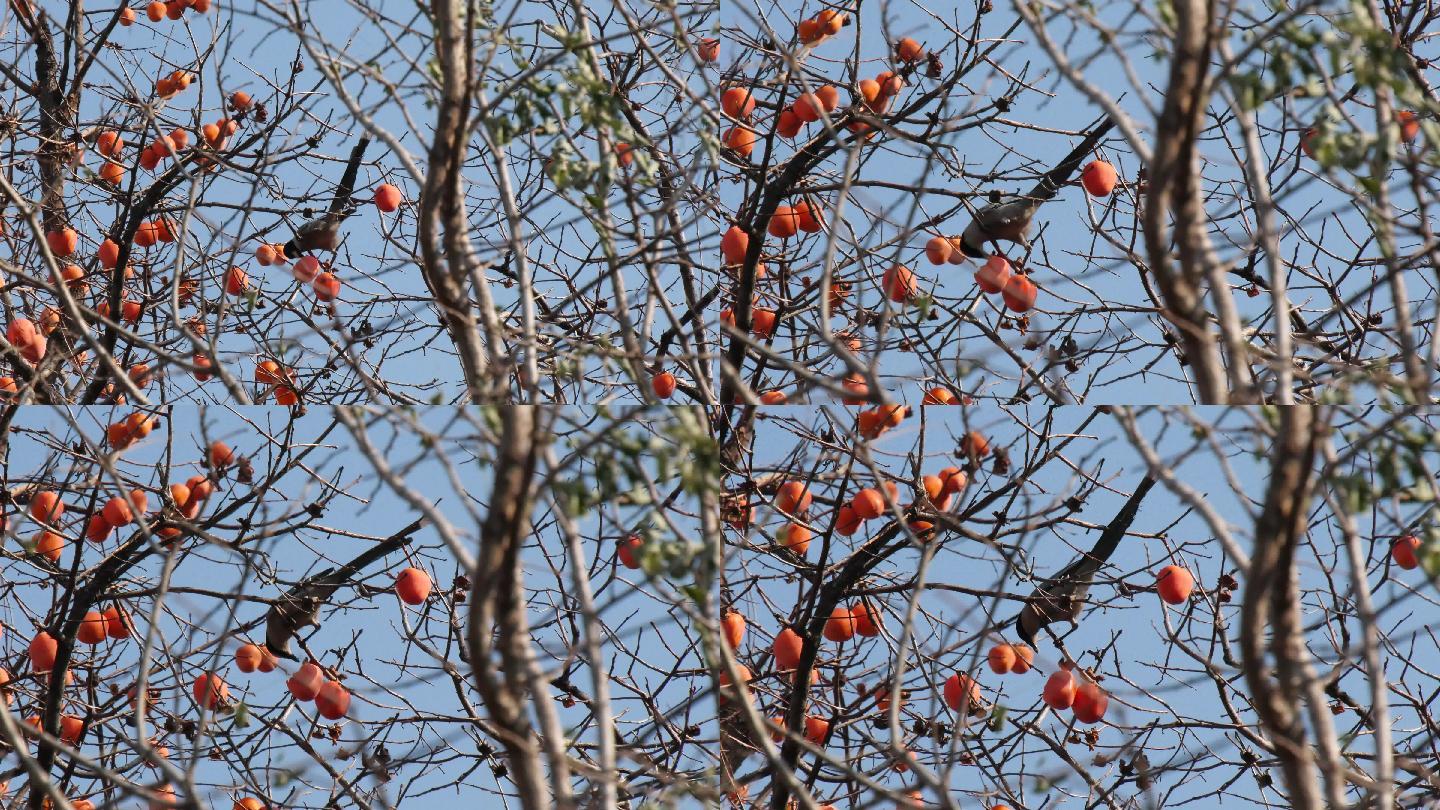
(794, 200, 822, 232)
(235, 644, 263, 673)
(723, 125, 758, 157)
(721, 610, 746, 649)
(924, 236, 952, 265)
(192, 673, 227, 709)
(720, 87, 756, 119)
(1010, 644, 1035, 674)
(374, 183, 402, 212)
(975, 255, 1011, 294)
(776, 109, 803, 139)
(697, 38, 719, 62)
(59, 714, 84, 744)
(751, 308, 777, 338)
(312, 272, 342, 302)
(823, 606, 856, 642)
(46, 228, 78, 257)
(78, 611, 108, 645)
(85, 515, 112, 543)
(103, 495, 135, 526)
(98, 238, 120, 268)
(104, 606, 131, 639)
(29, 631, 58, 673)
(851, 601, 881, 637)
(779, 522, 811, 554)
(1072, 681, 1108, 723)
(717, 663, 751, 687)
(943, 673, 981, 712)
(292, 255, 321, 283)
(230, 90, 253, 111)
(773, 627, 804, 669)
(797, 18, 822, 44)
(987, 644, 1017, 674)
(760, 389, 789, 405)
(882, 264, 916, 302)
(1042, 669, 1076, 709)
(851, 488, 885, 520)
(1392, 534, 1421, 569)
(396, 567, 432, 605)
(29, 490, 64, 525)
(1398, 109, 1421, 143)
(33, 530, 62, 563)
(1002, 274, 1038, 313)
(816, 9, 845, 35)
(775, 481, 812, 515)
(922, 388, 958, 405)
(1081, 160, 1117, 197)
(895, 37, 924, 62)
(960, 431, 991, 458)
(617, 534, 643, 569)
(721, 226, 749, 265)
(1157, 565, 1194, 604)
(316, 680, 350, 719)
(803, 715, 829, 744)
(651, 371, 677, 399)
(97, 130, 124, 157)
(286, 661, 324, 701)
(224, 267, 248, 296)
(767, 205, 800, 238)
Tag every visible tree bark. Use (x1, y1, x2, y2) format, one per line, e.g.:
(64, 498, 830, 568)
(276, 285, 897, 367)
(1240, 406, 1325, 808)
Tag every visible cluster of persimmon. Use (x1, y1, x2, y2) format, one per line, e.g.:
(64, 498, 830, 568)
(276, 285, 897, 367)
(6, 317, 49, 366)
(796, 9, 846, 46)
(142, 0, 213, 22)
(154, 68, 195, 100)
(254, 359, 299, 404)
(102, 410, 159, 450)
(720, 87, 760, 157)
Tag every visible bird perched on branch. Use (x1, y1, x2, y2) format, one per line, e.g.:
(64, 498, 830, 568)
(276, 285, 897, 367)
(1012, 475, 1156, 645)
(264, 517, 425, 659)
(281, 137, 371, 259)
(956, 115, 1116, 259)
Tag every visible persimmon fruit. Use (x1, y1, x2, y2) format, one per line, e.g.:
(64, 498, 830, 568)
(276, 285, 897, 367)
(1081, 160, 1117, 196)
(1157, 565, 1194, 604)
(396, 567, 433, 605)
(1392, 534, 1421, 569)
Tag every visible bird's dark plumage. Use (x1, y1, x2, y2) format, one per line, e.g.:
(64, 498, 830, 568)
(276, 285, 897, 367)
(960, 115, 1117, 258)
(1014, 475, 1156, 645)
(282, 137, 371, 259)
(264, 517, 424, 659)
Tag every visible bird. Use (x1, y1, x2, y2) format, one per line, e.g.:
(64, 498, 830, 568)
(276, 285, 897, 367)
(281, 137, 371, 260)
(263, 517, 425, 659)
(1012, 475, 1156, 645)
(956, 115, 1117, 259)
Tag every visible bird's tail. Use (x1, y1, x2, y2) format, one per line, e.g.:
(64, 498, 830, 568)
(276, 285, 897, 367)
(315, 517, 426, 589)
(1025, 114, 1116, 204)
(330, 137, 371, 216)
(1082, 475, 1156, 567)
